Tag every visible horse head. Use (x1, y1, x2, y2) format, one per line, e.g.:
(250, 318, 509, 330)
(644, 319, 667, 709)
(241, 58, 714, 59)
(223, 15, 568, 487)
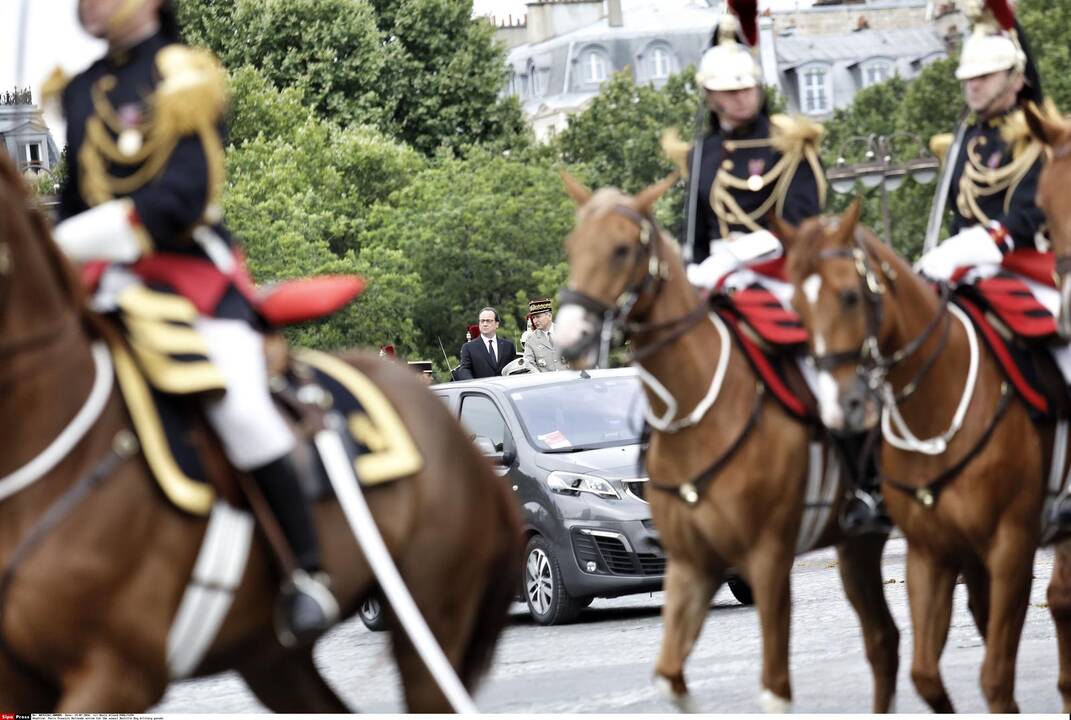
(1024, 102, 1071, 338)
(555, 171, 680, 368)
(781, 199, 896, 433)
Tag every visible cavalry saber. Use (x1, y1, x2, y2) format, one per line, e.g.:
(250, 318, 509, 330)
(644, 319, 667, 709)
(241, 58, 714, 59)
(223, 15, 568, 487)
(314, 417, 479, 714)
(923, 110, 969, 254)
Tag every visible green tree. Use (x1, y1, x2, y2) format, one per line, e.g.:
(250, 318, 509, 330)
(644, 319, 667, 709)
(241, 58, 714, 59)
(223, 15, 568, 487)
(1019, 0, 1071, 111)
(360, 149, 575, 360)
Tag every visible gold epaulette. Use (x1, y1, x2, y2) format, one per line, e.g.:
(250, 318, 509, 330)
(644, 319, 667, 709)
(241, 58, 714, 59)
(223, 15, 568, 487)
(153, 45, 229, 140)
(660, 128, 692, 178)
(769, 114, 824, 156)
(929, 133, 954, 166)
(999, 99, 1061, 159)
(40, 66, 70, 109)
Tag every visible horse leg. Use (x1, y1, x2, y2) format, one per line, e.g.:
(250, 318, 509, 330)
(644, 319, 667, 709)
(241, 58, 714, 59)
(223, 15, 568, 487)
(961, 558, 990, 639)
(1049, 538, 1071, 712)
(238, 647, 352, 712)
(747, 543, 794, 712)
(653, 558, 720, 712)
(979, 532, 1034, 713)
(55, 647, 164, 712)
(905, 546, 958, 713)
(835, 534, 900, 712)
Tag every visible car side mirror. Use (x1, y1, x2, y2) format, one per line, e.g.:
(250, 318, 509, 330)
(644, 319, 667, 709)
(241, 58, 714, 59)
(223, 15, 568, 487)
(473, 435, 511, 466)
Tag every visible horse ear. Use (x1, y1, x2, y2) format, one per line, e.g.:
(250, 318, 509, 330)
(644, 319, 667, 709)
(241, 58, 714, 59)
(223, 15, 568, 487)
(769, 213, 798, 253)
(560, 170, 593, 206)
(835, 197, 863, 245)
(1024, 101, 1067, 147)
(632, 172, 680, 215)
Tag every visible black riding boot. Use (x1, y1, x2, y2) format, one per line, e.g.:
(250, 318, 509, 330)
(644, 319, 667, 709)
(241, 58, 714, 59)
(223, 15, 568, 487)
(835, 432, 892, 535)
(1051, 494, 1071, 533)
(252, 454, 339, 647)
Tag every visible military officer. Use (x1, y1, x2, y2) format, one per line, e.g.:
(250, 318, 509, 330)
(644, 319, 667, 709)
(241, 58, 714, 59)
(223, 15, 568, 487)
(54, 0, 337, 645)
(523, 298, 566, 373)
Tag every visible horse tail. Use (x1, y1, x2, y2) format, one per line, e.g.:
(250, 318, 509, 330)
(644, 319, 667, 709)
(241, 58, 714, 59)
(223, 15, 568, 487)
(459, 480, 523, 688)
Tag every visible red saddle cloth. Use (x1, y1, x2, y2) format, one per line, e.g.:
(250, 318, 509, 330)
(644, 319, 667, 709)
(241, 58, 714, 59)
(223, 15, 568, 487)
(722, 287, 809, 348)
(971, 275, 1058, 340)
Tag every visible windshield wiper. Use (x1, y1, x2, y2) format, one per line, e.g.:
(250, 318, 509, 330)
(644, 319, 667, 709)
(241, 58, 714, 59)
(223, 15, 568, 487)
(541, 446, 596, 454)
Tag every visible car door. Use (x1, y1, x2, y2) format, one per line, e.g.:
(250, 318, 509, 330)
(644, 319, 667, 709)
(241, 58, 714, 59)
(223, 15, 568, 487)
(458, 392, 514, 478)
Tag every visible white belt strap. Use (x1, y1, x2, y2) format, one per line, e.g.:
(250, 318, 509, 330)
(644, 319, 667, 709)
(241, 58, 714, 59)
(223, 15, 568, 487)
(167, 501, 253, 678)
(881, 304, 979, 455)
(637, 313, 731, 434)
(795, 443, 840, 555)
(0, 342, 113, 501)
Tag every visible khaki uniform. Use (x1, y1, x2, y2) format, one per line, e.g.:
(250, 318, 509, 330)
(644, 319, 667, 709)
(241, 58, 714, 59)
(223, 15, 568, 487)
(523, 328, 565, 372)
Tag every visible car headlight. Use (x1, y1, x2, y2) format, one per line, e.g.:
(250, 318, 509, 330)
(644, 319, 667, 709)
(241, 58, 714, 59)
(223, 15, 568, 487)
(546, 471, 620, 499)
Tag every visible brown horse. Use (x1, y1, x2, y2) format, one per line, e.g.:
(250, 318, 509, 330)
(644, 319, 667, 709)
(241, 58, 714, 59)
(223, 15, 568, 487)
(553, 175, 900, 712)
(1023, 101, 1071, 711)
(0, 153, 522, 712)
(781, 199, 1071, 712)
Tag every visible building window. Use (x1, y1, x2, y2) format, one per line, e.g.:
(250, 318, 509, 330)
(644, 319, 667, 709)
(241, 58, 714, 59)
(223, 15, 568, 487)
(862, 60, 894, 88)
(580, 48, 609, 85)
(651, 47, 671, 79)
(530, 66, 548, 98)
(24, 142, 42, 166)
(800, 65, 832, 115)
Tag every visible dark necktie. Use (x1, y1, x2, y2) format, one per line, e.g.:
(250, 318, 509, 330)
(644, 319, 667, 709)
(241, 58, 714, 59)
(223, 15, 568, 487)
(488, 339, 497, 365)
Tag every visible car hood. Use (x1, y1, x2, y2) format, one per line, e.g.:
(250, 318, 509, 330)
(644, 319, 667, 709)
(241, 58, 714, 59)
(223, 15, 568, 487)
(533, 444, 643, 479)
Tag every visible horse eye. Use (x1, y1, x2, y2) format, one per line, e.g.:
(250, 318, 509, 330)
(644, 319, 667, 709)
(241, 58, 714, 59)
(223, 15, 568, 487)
(612, 245, 630, 261)
(840, 288, 860, 309)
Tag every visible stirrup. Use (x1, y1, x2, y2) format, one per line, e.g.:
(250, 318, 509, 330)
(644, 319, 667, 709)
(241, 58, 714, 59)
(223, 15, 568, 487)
(840, 488, 892, 535)
(274, 569, 340, 648)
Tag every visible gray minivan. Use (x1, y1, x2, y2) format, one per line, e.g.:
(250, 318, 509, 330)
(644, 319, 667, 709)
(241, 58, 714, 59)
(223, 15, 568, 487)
(431, 368, 752, 625)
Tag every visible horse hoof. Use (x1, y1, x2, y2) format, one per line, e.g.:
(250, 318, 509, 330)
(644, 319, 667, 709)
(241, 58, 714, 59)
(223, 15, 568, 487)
(654, 675, 699, 713)
(759, 688, 791, 713)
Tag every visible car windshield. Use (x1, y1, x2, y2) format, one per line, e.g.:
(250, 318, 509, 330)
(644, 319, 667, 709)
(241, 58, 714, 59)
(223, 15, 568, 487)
(508, 376, 647, 452)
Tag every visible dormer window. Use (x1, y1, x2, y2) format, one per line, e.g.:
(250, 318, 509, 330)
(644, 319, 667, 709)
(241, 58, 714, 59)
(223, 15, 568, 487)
(861, 58, 894, 88)
(798, 63, 833, 116)
(579, 47, 610, 85)
(638, 42, 678, 85)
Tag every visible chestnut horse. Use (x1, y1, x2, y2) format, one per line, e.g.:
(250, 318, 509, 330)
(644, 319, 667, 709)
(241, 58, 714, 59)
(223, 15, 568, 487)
(554, 175, 900, 712)
(1024, 101, 1071, 711)
(0, 154, 522, 712)
(781, 199, 1071, 712)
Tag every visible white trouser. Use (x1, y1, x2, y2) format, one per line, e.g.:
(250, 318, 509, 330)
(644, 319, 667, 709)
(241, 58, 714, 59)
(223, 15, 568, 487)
(961, 264, 1071, 384)
(196, 317, 296, 470)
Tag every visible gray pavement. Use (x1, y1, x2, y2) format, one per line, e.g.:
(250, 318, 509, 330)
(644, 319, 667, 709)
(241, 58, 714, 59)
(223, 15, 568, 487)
(152, 537, 1063, 713)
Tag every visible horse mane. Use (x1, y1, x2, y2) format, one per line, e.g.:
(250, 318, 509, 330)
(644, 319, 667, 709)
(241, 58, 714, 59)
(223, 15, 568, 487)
(0, 153, 91, 320)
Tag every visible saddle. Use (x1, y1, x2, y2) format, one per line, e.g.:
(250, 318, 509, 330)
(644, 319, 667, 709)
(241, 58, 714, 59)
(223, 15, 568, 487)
(954, 273, 1068, 421)
(89, 271, 421, 516)
(712, 286, 817, 423)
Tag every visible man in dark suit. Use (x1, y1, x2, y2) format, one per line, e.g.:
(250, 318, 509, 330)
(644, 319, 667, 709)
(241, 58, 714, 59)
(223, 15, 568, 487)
(456, 307, 517, 379)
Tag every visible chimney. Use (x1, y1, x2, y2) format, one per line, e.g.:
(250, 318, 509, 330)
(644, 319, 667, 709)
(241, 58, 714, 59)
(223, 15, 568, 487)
(608, 0, 623, 27)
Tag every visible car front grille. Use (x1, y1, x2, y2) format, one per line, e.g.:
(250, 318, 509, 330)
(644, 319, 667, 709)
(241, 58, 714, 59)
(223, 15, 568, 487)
(572, 529, 666, 577)
(624, 479, 648, 502)
(637, 552, 666, 576)
(591, 534, 636, 574)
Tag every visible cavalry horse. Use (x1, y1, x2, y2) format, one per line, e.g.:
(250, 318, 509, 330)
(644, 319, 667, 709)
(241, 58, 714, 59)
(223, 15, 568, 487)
(1025, 100, 1071, 711)
(554, 174, 900, 712)
(0, 153, 522, 712)
(781, 198, 1071, 712)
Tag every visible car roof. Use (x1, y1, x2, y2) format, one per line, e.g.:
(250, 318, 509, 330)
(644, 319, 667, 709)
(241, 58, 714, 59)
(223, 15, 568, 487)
(433, 367, 637, 392)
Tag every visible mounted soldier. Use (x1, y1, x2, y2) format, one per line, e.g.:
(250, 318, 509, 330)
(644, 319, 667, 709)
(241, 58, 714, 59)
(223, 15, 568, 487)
(916, 0, 1071, 529)
(672, 1, 886, 531)
(52, 0, 337, 643)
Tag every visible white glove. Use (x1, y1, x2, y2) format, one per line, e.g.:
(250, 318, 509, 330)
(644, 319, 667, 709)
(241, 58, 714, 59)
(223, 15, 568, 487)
(914, 225, 1006, 281)
(53, 198, 150, 264)
(687, 230, 783, 289)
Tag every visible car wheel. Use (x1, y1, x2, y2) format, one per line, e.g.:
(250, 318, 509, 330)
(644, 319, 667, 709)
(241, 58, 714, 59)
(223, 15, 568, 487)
(359, 590, 389, 631)
(524, 536, 584, 625)
(727, 575, 754, 606)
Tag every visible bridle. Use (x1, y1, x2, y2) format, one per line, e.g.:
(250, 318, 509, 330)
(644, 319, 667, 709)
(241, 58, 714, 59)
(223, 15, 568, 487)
(809, 228, 952, 404)
(557, 205, 706, 367)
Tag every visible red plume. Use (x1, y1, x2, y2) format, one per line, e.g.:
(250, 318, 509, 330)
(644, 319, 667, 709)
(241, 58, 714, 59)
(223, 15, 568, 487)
(729, 0, 759, 46)
(984, 0, 1016, 31)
